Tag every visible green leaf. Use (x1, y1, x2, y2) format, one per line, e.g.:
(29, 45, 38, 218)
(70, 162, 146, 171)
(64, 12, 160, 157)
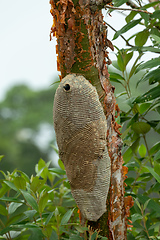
(149, 72, 160, 85)
(123, 148, 133, 163)
(130, 137, 140, 154)
(0, 204, 7, 216)
(154, 150, 160, 161)
(121, 126, 131, 140)
(150, 142, 160, 155)
(135, 30, 149, 46)
(138, 144, 146, 158)
(132, 122, 151, 134)
(130, 46, 160, 53)
(30, 176, 45, 193)
(0, 155, 4, 162)
(139, 68, 160, 85)
(37, 158, 46, 171)
(111, 60, 121, 71)
(50, 144, 59, 155)
(3, 181, 18, 191)
(17, 171, 30, 183)
(48, 172, 55, 185)
(115, 92, 127, 98)
(58, 159, 65, 170)
(145, 166, 160, 183)
(0, 182, 10, 197)
(109, 72, 125, 80)
(0, 226, 16, 235)
(8, 202, 23, 215)
(20, 190, 38, 211)
(0, 197, 24, 203)
(69, 234, 83, 240)
(144, 1, 160, 9)
(50, 230, 58, 240)
(151, 10, 160, 19)
(114, 0, 128, 7)
(109, 72, 125, 85)
(131, 213, 142, 222)
(45, 212, 54, 225)
(154, 161, 160, 176)
(141, 46, 160, 53)
(124, 51, 133, 67)
(11, 233, 29, 240)
(109, 78, 123, 84)
(74, 225, 87, 233)
(125, 11, 137, 23)
(149, 222, 160, 230)
(28, 228, 44, 240)
(137, 173, 152, 182)
(54, 207, 59, 221)
(151, 34, 160, 44)
(12, 223, 39, 229)
(113, 19, 141, 40)
(117, 52, 125, 71)
(24, 210, 37, 219)
(116, 50, 134, 72)
(60, 208, 75, 225)
(49, 168, 66, 175)
(150, 27, 160, 38)
(139, 12, 149, 27)
(139, 103, 152, 114)
(147, 198, 160, 215)
(14, 176, 26, 190)
(129, 54, 143, 79)
(136, 57, 160, 72)
(38, 191, 49, 213)
(91, 232, 98, 240)
(143, 199, 151, 210)
(35, 158, 48, 180)
(134, 198, 142, 210)
(134, 85, 160, 103)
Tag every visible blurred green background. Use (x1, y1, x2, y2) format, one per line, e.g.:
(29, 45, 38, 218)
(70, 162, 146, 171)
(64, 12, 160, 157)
(0, 82, 59, 176)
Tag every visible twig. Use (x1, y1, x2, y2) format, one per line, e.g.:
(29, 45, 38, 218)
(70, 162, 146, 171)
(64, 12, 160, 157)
(104, 21, 134, 47)
(127, 0, 139, 8)
(105, 5, 152, 14)
(137, 0, 142, 8)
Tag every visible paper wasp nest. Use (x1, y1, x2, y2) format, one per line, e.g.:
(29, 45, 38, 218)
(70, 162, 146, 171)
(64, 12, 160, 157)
(53, 74, 111, 221)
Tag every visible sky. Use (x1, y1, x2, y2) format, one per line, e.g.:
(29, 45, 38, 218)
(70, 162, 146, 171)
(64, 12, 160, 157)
(0, 0, 131, 102)
(0, 1, 152, 102)
(0, 0, 58, 101)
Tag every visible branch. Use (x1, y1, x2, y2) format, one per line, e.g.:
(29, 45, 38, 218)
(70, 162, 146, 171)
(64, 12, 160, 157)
(137, 0, 142, 8)
(104, 21, 134, 47)
(105, 5, 152, 14)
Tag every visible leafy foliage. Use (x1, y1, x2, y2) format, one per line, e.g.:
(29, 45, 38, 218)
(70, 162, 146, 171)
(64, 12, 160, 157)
(108, 1, 160, 238)
(0, 158, 107, 240)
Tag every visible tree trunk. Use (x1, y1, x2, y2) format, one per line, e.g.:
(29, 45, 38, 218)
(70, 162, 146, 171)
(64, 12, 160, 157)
(50, 0, 133, 238)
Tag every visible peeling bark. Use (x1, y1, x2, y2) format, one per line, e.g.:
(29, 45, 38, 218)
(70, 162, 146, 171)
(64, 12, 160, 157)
(50, 0, 133, 238)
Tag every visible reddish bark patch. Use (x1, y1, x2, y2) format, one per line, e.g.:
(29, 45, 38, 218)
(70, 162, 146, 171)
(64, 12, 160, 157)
(50, 0, 133, 238)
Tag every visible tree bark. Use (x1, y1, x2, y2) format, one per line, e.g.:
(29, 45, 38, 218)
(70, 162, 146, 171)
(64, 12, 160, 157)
(50, 0, 133, 238)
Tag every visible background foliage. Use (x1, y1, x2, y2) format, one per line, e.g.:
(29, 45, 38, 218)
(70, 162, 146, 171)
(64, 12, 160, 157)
(0, 0, 160, 239)
(0, 84, 57, 175)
